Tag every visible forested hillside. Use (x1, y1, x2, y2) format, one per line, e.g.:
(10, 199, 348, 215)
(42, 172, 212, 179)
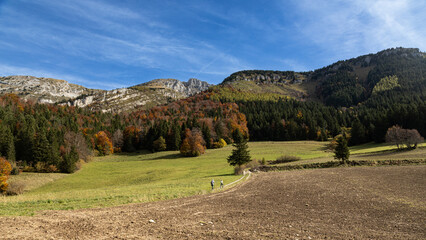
(0, 92, 247, 173)
(214, 48, 426, 144)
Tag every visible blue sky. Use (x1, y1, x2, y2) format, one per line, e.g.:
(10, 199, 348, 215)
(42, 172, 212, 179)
(0, 0, 425, 89)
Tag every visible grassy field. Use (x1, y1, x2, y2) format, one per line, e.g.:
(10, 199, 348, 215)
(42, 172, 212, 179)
(275, 142, 426, 166)
(2, 141, 424, 216)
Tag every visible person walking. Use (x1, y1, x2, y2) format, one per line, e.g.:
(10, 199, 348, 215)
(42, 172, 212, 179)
(211, 179, 215, 190)
(220, 179, 224, 189)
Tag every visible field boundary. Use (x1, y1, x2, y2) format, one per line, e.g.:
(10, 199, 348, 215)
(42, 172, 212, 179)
(224, 170, 251, 188)
(258, 159, 426, 172)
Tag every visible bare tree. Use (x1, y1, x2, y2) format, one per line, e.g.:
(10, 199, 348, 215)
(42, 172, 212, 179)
(64, 131, 92, 161)
(386, 125, 424, 149)
(112, 129, 124, 150)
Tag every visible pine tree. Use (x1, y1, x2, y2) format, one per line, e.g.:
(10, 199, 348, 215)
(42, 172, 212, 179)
(60, 146, 79, 173)
(153, 136, 167, 151)
(0, 126, 15, 162)
(334, 135, 350, 163)
(33, 132, 50, 164)
(227, 129, 251, 167)
(201, 123, 212, 149)
(349, 119, 366, 146)
(167, 123, 181, 151)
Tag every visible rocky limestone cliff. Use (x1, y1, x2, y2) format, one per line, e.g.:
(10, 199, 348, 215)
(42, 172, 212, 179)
(138, 78, 211, 97)
(66, 86, 188, 113)
(0, 75, 212, 112)
(0, 75, 99, 103)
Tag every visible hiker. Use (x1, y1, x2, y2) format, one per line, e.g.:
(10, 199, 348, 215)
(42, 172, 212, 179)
(211, 179, 215, 190)
(220, 179, 224, 189)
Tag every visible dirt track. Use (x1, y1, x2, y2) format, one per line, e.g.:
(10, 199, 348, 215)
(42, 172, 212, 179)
(1, 165, 425, 239)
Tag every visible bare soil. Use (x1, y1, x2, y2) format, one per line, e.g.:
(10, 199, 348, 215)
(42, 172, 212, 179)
(1, 165, 425, 239)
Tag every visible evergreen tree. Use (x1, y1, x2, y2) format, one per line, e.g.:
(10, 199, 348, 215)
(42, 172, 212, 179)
(349, 119, 366, 146)
(153, 136, 167, 151)
(334, 135, 350, 163)
(227, 129, 251, 167)
(60, 146, 79, 173)
(167, 123, 181, 151)
(0, 126, 15, 162)
(33, 132, 50, 164)
(201, 123, 212, 149)
(232, 128, 244, 144)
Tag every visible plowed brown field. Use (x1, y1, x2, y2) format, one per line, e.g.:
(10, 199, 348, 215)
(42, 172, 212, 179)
(1, 165, 425, 239)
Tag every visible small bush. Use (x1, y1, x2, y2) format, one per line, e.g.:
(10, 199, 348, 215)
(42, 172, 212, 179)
(245, 159, 260, 169)
(22, 165, 35, 172)
(153, 136, 167, 151)
(75, 159, 85, 171)
(234, 165, 245, 175)
(35, 162, 46, 172)
(11, 167, 20, 175)
(212, 138, 227, 149)
(46, 165, 58, 173)
(6, 181, 26, 195)
(34, 162, 58, 173)
(269, 155, 301, 164)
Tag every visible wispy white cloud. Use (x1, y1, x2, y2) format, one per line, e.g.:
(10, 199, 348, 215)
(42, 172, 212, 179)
(286, 0, 426, 58)
(0, 0, 247, 82)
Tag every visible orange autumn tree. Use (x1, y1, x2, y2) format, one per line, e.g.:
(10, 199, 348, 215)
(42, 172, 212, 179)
(94, 131, 113, 156)
(0, 157, 12, 193)
(180, 129, 206, 157)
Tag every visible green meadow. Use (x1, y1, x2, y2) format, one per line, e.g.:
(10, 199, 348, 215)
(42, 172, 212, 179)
(2, 141, 424, 216)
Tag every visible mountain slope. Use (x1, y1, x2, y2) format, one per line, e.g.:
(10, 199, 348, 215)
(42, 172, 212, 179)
(0, 75, 100, 103)
(218, 47, 426, 106)
(0, 76, 211, 112)
(67, 78, 211, 112)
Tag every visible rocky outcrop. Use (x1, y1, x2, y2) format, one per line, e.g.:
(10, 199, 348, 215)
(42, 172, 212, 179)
(66, 87, 186, 113)
(138, 78, 211, 97)
(222, 70, 308, 85)
(0, 75, 212, 113)
(184, 78, 211, 96)
(0, 75, 98, 103)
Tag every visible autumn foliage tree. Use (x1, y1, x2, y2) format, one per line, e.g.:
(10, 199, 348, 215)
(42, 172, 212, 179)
(0, 157, 12, 193)
(180, 129, 206, 157)
(94, 131, 113, 155)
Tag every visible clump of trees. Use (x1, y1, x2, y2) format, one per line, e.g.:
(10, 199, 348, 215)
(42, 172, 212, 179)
(385, 125, 424, 149)
(372, 75, 400, 94)
(180, 129, 205, 157)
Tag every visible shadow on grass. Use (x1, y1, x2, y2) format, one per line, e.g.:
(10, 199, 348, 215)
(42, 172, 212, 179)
(205, 173, 235, 178)
(148, 153, 183, 160)
(114, 150, 152, 156)
(111, 151, 183, 161)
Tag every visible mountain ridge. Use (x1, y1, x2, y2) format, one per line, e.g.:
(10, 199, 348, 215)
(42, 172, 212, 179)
(216, 47, 426, 106)
(1, 47, 424, 111)
(0, 76, 211, 112)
